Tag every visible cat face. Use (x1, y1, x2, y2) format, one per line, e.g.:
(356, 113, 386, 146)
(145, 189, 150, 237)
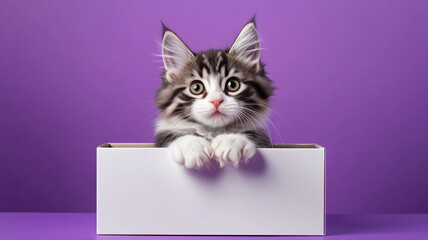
(156, 20, 274, 129)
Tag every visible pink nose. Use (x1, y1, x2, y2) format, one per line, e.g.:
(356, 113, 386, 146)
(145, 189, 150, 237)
(210, 99, 223, 109)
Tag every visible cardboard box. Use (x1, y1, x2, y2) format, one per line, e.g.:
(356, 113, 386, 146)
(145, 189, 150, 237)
(97, 143, 325, 235)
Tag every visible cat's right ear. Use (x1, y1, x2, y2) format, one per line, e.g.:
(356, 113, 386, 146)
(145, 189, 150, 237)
(229, 19, 260, 71)
(161, 25, 194, 82)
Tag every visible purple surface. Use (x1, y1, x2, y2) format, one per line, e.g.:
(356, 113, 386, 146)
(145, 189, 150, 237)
(1, 0, 428, 213)
(1, 213, 428, 240)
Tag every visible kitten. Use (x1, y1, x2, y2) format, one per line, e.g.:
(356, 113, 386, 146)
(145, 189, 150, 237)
(155, 19, 274, 169)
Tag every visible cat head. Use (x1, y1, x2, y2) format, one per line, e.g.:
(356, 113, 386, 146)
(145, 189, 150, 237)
(156, 19, 274, 129)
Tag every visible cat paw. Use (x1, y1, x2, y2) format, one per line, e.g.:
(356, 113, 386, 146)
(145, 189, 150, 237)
(169, 135, 213, 169)
(211, 134, 256, 168)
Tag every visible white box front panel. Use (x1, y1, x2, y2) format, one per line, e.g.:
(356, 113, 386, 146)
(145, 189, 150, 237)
(97, 144, 325, 235)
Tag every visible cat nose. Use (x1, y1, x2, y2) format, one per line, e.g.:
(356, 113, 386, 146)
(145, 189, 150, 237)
(210, 99, 223, 109)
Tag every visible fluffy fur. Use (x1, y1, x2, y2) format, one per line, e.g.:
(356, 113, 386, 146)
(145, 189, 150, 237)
(155, 19, 274, 169)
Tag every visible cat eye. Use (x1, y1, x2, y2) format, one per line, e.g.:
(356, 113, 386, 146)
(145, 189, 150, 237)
(226, 77, 240, 92)
(189, 81, 205, 95)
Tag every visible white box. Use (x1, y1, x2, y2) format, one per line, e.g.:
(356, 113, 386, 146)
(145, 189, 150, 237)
(97, 143, 325, 235)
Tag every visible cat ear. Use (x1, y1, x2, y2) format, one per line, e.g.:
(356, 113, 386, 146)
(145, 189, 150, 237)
(229, 20, 260, 69)
(162, 26, 194, 82)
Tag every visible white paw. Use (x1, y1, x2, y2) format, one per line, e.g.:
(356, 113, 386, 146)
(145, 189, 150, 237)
(169, 135, 213, 169)
(211, 134, 256, 168)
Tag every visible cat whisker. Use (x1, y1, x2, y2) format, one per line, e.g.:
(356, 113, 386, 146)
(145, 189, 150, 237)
(243, 102, 293, 130)
(238, 109, 274, 145)
(137, 109, 162, 130)
(241, 107, 284, 145)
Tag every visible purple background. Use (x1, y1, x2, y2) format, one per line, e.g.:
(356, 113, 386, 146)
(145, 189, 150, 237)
(0, 0, 427, 214)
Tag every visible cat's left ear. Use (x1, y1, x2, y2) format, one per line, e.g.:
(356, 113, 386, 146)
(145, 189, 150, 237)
(229, 20, 260, 70)
(162, 25, 195, 82)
